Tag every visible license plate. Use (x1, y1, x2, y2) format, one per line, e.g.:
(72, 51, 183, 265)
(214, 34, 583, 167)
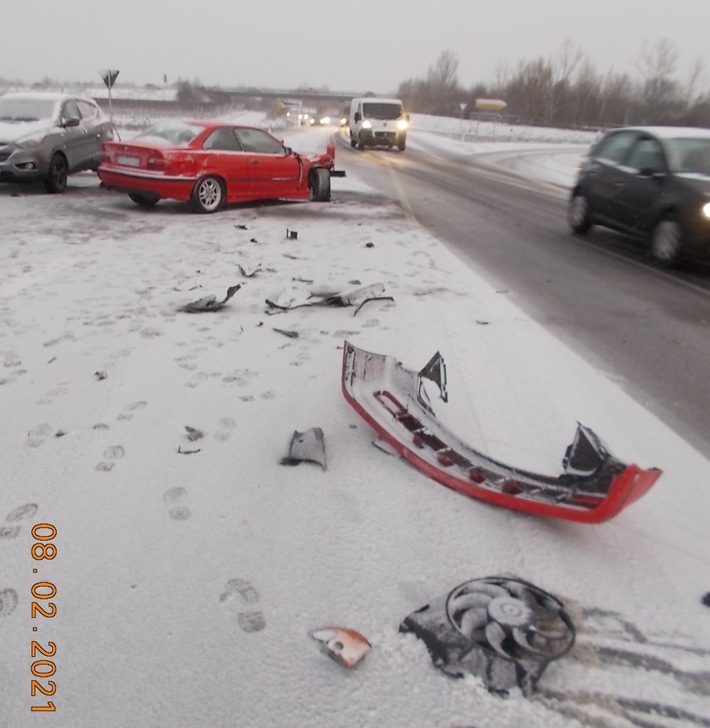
(116, 155, 140, 167)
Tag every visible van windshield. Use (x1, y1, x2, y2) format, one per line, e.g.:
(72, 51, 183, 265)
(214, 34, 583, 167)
(362, 103, 403, 120)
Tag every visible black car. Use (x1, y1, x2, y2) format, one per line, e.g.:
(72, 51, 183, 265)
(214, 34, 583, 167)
(568, 126, 710, 265)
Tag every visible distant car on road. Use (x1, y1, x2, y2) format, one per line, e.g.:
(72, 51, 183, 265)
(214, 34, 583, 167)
(569, 126, 710, 265)
(98, 121, 338, 213)
(0, 91, 113, 193)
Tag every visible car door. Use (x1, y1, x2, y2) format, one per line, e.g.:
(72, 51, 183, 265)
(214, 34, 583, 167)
(76, 99, 111, 169)
(610, 135, 668, 234)
(59, 99, 94, 172)
(233, 128, 302, 198)
(201, 127, 251, 201)
(585, 130, 640, 227)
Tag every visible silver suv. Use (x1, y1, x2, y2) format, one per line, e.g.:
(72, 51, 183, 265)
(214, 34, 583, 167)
(0, 91, 114, 193)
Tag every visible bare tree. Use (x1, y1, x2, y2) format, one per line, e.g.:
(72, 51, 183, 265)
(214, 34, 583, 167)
(636, 38, 681, 122)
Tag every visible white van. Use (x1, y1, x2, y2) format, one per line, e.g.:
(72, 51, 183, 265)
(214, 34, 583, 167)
(349, 97, 408, 151)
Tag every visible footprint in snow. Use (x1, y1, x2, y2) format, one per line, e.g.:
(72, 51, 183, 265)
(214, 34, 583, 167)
(219, 578, 266, 633)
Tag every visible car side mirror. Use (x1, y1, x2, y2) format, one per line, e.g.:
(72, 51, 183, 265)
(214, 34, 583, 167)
(354, 112, 361, 123)
(284, 146, 292, 155)
(63, 116, 81, 128)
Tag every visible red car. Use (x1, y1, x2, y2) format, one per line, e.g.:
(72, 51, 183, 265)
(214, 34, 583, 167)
(98, 121, 338, 212)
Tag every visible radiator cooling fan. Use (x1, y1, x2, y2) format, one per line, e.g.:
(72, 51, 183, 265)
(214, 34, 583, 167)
(399, 576, 575, 695)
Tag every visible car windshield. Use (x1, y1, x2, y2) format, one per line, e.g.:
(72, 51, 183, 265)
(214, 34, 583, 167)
(666, 138, 710, 176)
(135, 122, 203, 147)
(0, 96, 58, 122)
(362, 103, 403, 120)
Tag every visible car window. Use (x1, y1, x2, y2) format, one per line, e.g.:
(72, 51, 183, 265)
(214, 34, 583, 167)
(593, 130, 638, 164)
(62, 100, 81, 123)
(77, 100, 98, 121)
(203, 128, 243, 152)
(234, 128, 284, 155)
(136, 122, 203, 147)
(625, 137, 665, 173)
(667, 139, 710, 176)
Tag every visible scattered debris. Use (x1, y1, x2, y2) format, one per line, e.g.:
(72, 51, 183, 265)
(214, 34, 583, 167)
(184, 426, 204, 442)
(177, 446, 201, 455)
(94, 370, 108, 381)
(181, 284, 243, 313)
(280, 428, 326, 470)
(292, 276, 314, 284)
(400, 576, 575, 696)
(702, 592, 710, 607)
(341, 341, 662, 523)
(372, 437, 400, 456)
(365, 242, 375, 248)
(48, 357, 57, 364)
(235, 224, 248, 230)
(265, 282, 393, 318)
(311, 627, 371, 668)
(419, 351, 447, 402)
(237, 264, 262, 278)
(55, 431, 67, 438)
(273, 328, 299, 339)
(250, 238, 259, 244)
(286, 229, 298, 240)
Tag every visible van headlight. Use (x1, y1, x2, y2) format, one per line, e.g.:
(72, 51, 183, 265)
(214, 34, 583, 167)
(703, 202, 710, 219)
(362, 120, 372, 129)
(397, 119, 409, 131)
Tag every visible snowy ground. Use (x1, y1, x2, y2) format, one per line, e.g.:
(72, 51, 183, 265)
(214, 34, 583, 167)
(1, 116, 709, 728)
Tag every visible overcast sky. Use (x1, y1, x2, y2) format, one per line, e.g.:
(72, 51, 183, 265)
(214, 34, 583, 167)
(3, 0, 708, 93)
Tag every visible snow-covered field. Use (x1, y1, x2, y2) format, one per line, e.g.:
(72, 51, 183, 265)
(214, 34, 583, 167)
(1, 110, 708, 728)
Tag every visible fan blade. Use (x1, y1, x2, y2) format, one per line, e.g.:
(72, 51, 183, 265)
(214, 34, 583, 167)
(469, 583, 510, 600)
(485, 621, 511, 657)
(449, 592, 492, 615)
(458, 607, 489, 638)
(501, 581, 538, 608)
(512, 627, 554, 655)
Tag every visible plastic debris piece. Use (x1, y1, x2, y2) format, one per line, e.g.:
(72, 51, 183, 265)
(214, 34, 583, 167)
(311, 627, 371, 668)
(235, 224, 248, 229)
(400, 576, 575, 696)
(286, 229, 298, 239)
(419, 351, 448, 403)
(372, 437, 400, 456)
(280, 428, 326, 470)
(95, 370, 108, 381)
(177, 446, 201, 455)
(273, 328, 299, 339)
(265, 283, 392, 317)
(237, 264, 262, 278)
(184, 426, 204, 442)
(181, 284, 243, 313)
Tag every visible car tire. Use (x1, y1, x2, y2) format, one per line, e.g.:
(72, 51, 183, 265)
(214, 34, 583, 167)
(129, 193, 159, 208)
(397, 139, 406, 151)
(191, 176, 224, 213)
(310, 168, 331, 202)
(650, 216, 683, 266)
(43, 154, 68, 194)
(568, 190, 593, 234)
(350, 136, 357, 148)
(357, 138, 365, 151)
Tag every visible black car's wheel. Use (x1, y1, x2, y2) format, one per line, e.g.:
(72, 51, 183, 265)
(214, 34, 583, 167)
(357, 138, 365, 151)
(43, 154, 68, 194)
(191, 176, 224, 213)
(310, 168, 331, 202)
(568, 190, 593, 234)
(650, 216, 683, 266)
(129, 192, 160, 208)
(350, 136, 357, 148)
(397, 139, 406, 151)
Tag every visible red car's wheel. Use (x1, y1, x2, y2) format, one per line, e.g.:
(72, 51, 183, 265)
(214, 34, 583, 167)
(191, 176, 224, 213)
(310, 168, 331, 202)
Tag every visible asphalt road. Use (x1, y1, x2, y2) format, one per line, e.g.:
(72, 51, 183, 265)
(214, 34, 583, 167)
(336, 135, 710, 460)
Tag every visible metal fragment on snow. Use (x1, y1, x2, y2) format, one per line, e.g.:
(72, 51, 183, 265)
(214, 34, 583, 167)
(181, 283, 243, 312)
(280, 427, 326, 470)
(311, 627, 371, 668)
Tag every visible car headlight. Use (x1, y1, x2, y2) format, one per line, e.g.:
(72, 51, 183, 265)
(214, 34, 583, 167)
(703, 202, 710, 219)
(397, 119, 409, 131)
(16, 132, 47, 149)
(362, 120, 372, 129)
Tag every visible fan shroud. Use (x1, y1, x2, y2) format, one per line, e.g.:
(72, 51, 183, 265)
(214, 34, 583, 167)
(400, 576, 575, 695)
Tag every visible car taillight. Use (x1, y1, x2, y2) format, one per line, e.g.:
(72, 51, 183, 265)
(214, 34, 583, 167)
(147, 155, 171, 171)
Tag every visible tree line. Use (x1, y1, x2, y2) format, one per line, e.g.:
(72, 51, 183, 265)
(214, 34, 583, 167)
(397, 41, 710, 129)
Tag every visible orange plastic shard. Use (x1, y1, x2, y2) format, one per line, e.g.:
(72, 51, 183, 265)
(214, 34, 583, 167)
(311, 627, 372, 668)
(341, 341, 662, 524)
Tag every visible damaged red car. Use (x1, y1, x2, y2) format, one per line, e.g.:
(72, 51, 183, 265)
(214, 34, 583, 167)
(97, 121, 340, 213)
